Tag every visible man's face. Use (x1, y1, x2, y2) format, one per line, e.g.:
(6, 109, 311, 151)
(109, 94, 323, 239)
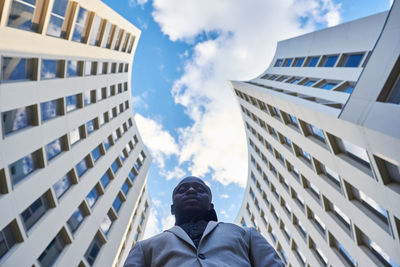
(171, 177, 213, 215)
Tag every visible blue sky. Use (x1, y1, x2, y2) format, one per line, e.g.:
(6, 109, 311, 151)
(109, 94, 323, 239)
(102, 0, 392, 237)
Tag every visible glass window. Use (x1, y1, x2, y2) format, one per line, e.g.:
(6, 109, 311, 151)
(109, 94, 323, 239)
(112, 28, 121, 50)
(41, 99, 63, 122)
(103, 137, 112, 150)
(9, 150, 41, 185)
(66, 94, 78, 113)
(46, 0, 69, 38)
(274, 59, 283, 67)
(91, 146, 101, 162)
(306, 56, 320, 67)
(332, 203, 351, 229)
(86, 186, 100, 208)
(128, 169, 136, 182)
(303, 80, 316, 87)
(100, 172, 111, 189)
(41, 59, 63, 79)
(321, 164, 340, 186)
(102, 22, 112, 48)
(21, 192, 50, 230)
(53, 172, 73, 199)
(0, 221, 18, 260)
(112, 195, 122, 213)
(342, 53, 364, 67)
(368, 239, 398, 267)
(38, 230, 68, 266)
(7, 0, 37, 32)
(86, 120, 95, 135)
(111, 160, 119, 174)
(84, 235, 103, 266)
(66, 206, 86, 234)
(320, 82, 338, 90)
(283, 58, 293, 67)
(70, 127, 82, 145)
(120, 32, 129, 52)
(289, 78, 301, 84)
(83, 90, 95, 106)
(89, 15, 102, 46)
(121, 181, 129, 196)
(337, 83, 355, 94)
(127, 35, 136, 53)
(308, 124, 325, 142)
(75, 157, 89, 178)
(45, 136, 65, 161)
(66, 60, 82, 77)
(336, 138, 370, 168)
(337, 242, 356, 266)
(358, 189, 388, 222)
(299, 147, 311, 162)
(315, 246, 328, 266)
(383, 66, 400, 104)
(321, 55, 338, 67)
(2, 105, 35, 136)
(293, 57, 305, 67)
(1, 57, 35, 81)
(72, 7, 88, 42)
(100, 212, 113, 235)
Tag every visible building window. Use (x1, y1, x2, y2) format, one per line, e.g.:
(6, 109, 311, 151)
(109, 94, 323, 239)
(46, 0, 69, 38)
(7, 0, 38, 32)
(283, 58, 293, 67)
(314, 245, 328, 267)
(86, 119, 96, 135)
(293, 57, 305, 67)
(66, 94, 80, 113)
(336, 82, 355, 94)
(41, 98, 63, 122)
(334, 137, 371, 168)
(121, 180, 130, 196)
(375, 155, 400, 185)
(41, 59, 64, 79)
(66, 204, 87, 234)
(331, 202, 351, 230)
(103, 136, 112, 150)
(297, 146, 312, 163)
(111, 159, 120, 174)
(91, 146, 102, 162)
(9, 149, 42, 185)
(2, 105, 36, 136)
(305, 56, 320, 67)
(319, 81, 338, 90)
(112, 28, 122, 50)
(0, 220, 20, 260)
(53, 172, 74, 199)
(333, 239, 356, 266)
(340, 53, 364, 67)
(89, 15, 103, 46)
(320, 55, 338, 67)
(377, 55, 400, 104)
(38, 229, 69, 267)
(66, 60, 83, 77)
(100, 171, 111, 189)
(21, 191, 52, 231)
(72, 7, 89, 42)
(69, 127, 83, 145)
(352, 187, 389, 226)
(45, 136, 66, 161)
(306, 123, 326, 143)
(75, 157, 90, 178)
(128, 169, 137, 183)
(102, 22, 113, 48)
(112, 194, 123, 213)
(127, 35, 136, 53)
(288, 77, 301, 84)
(274, 59, 283, 67)
(302, 79, 317, 87)
(318, 162, 340, 187)
(86, 186, 101, 208)
(84, 234, 104, 266)
(100, 211, 115, 236)
(1, 57, 36, 82)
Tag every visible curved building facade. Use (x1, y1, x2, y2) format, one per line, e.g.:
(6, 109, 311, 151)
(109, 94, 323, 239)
(233, 2, 400, 267)
(0, 0, 151, 266)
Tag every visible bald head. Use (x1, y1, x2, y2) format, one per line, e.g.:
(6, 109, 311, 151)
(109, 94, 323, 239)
(172, 176, 212, 200)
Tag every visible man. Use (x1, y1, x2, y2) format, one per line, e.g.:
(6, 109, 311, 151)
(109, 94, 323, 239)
(124, 176, 284, 267)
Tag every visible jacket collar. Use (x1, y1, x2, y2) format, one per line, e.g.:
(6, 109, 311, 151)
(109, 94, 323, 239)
(165, 221, 220, 249)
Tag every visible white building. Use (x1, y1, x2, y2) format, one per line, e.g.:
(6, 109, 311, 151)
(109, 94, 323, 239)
(232, 2, 400, 267)
(0, 0, 151, 266)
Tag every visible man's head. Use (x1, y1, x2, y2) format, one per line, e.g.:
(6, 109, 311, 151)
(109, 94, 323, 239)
(171, 176, 213, 217)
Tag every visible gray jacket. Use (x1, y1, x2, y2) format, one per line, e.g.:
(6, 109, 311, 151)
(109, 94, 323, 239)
(123, 221, 284, 267)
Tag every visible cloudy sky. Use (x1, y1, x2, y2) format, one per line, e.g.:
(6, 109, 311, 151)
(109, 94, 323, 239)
(102, 0, 392, 238)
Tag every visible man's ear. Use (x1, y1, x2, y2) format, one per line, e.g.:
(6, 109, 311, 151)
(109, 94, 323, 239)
(171, 204, 175, 215)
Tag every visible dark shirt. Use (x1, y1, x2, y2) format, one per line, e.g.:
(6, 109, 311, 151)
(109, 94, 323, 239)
(179, 220, 209, 248)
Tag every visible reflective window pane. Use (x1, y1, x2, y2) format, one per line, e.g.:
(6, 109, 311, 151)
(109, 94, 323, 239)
(51, 0, 68, 16)
(86, 120, 95, 135)
(9, 150, 41, 185)
(46, 15, 64, 38)
(0, 222, 18, 259)
(306, 56, 320, 67)
(41, 59, 63, 79)
(1, 57, 34, 81)
(41, 99, 62, 122)
(294, 57, 305, 67)
(84, 236, 103, 265)
(102, 22, 112, 48)
(66, 60, 81, 77)
(21, 193, 50, 230)
(46, 137, 64, 161)
(2, 106, 34, 136)
(66, 95, 78, 112)
(320, 82, 337, 90)
(72, 7, 88, 42)
(7, 1, 36, 32)
(86, 187, 99, 208)
(343, 53, 364, 67)
(121, 181, 129, 196)
(70, 127, 82, 145)
(89, 16, 102, 46)
(37, 230, 67, 266)
(67, 206, 85, 234)
(75, 157, 89, 178)
(53, 173, 72, 199)
(100, 214, 112, 235)
(100, 172, 110, 188)
(91, 146, 101, 162)
(112, 195, 122, 213)
(322, 55, 338, 67)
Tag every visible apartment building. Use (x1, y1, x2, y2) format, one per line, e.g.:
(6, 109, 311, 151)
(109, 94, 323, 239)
(0, 0, 151, 266)
(233, 2, 400, 267)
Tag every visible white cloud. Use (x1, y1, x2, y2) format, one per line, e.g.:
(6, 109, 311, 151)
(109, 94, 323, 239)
(132, 91, 149, 110)
(150, 0, 342, 188)
(129, 0, 148, 8)
(161, 214, 175, 231)
(142, 208, 160, 239)
(220, 209, 229, 219)
(219, 194, 229, 199)
(160, 166, 186, 180)
(134, 114, 179, 168)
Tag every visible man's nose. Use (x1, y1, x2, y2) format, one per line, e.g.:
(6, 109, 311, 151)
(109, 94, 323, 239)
(186, 186, 197, 194)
